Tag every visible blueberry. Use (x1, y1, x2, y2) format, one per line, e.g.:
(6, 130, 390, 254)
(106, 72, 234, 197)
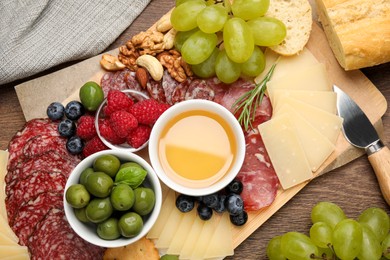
(58, 119, 76, 137)
(225, 179, 243, 194)
(197, 203, 212, 221)
(225, 193, 244, 216)
(202, 193, 219, 208)
(65, 101, 85, 120)
(176, 194, 195, 213)
(230, 210, 248, 226)
(213, 194, 226, 213)
(66, 136, 84, 155)
(46, 102, 65, 121)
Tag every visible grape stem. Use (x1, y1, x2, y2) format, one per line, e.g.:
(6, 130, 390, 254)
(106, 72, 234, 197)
(232, 62, 277, 131)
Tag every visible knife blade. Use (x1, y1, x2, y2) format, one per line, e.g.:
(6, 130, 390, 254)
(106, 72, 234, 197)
(334, 85, 390, 205)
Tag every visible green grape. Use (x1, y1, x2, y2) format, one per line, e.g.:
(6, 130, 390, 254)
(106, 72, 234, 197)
(174, 28, 198, 52)
(358, 207, 390, 242)
(191, 47, 219, 78)
(280, 232, 319, 260)
(332, 219, 363, 260)
(357, 224, 382, 260)
(197, 4, 228, 33)
(223, 18, 254, 63)
(247, 17, 287, 46)
(231, 0, 270, 20)
(215, 49, 241, 84)
(309, 222, 333, 248)
(240, 46, 265, 77)
(267, 236, 287, 260)
(175, 0, 197, 6)
(171, 0, 206, 31)
(382, 233, 390, 259)
(317, 247, 334, 259)
(223, 0, 232, 13)
(181, 30, 218, 64)
(311, 201, 346, 229)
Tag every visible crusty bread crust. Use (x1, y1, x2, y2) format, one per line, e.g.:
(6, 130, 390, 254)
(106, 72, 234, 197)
(316, 0, 390, 70)
(266, 0, 313, 56)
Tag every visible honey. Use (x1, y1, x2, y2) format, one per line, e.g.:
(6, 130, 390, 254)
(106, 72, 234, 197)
(158, 110, 237, 188)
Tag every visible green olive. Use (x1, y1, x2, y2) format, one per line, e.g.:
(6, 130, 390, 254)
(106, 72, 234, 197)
(85, 197, 113, 223)
(85, 172, 114, 198)
(118, 212, 143, 238)
(160, 255, 179, 260)
(74, 207, 89, 223)
(110, 184, 135, 211)
(79, 81, 104, 111)
(93, 154, 121, 178)
(65, 184, 90, 208)
(119, 162, 143, 170)
(97, 217, 121, 240)
(79, 167, 94, 186)
(133, 187, 155, 216)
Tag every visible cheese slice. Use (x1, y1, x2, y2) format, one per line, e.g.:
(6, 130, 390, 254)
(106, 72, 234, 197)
(147, 189, 176, 239)
(267, 63, 332, 103)
(0, 232, 19, 246)
(271, 89, 337, 115)
(259, 114, 313, 189)
(0, 246, 29, 258)
(155, 206, 184, 249)
(191, 214, 221, 260)
(0, 151, 9, 222)
(166, 208, 197, 255)
(281, 98, 343, 144)
(179, 217, 205, 259)
(0, 215, 18, 243)
(0, 252, 30, 260)
(204, 212, 234, 258)
(254, 48, 280, 84)
(276, 105, 336, 172)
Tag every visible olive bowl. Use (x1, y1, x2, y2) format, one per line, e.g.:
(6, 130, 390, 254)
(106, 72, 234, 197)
(63, 150, 162, 248)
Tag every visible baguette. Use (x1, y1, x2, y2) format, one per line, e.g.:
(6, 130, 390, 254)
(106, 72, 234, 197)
(266, 0, 313, 56)
(315, 0, 390, 70)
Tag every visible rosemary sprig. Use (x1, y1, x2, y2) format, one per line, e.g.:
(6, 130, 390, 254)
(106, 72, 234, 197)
(232, 63, 277, 131)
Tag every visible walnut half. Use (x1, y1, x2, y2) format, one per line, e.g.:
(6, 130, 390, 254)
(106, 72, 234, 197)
(157, 50, 193, 83)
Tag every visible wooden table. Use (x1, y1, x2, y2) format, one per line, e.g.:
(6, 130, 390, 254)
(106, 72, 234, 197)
(1, 0, 389, 259)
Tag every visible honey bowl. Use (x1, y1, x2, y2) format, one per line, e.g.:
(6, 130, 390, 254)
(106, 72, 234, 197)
(148, 100, 246, 196)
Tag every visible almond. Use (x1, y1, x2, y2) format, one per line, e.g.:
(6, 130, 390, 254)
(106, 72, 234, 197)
(135, 67, 149, 89)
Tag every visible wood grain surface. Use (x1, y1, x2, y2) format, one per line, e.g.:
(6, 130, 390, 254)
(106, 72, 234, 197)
(1, 0, 390, 259)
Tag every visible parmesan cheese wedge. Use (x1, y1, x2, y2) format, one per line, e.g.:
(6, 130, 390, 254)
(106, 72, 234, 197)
(259, 113, 313, 189)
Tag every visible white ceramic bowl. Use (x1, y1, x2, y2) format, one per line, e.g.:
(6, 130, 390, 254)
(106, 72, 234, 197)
(64, 150, 162, 248)
(95, 89, 150, 152)
(148, 99, 245, 196)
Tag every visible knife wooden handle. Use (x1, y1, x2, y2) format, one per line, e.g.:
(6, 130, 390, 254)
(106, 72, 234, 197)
(368, 146, 390, 205)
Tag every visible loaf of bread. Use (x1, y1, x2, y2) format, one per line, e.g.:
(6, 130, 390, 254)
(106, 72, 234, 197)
(315, 0, 390, 70)
(266, 0, 313, 56)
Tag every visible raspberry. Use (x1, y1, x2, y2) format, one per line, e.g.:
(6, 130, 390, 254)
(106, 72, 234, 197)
(104, 90, 134, 116)
(99, 118, 125, 144)
(128, 99, 171, 125)
(76, 115, 97, 140)
(82, 136, 108, 157)
(109, 110, 138, 138)
(127, 125, 152, 148)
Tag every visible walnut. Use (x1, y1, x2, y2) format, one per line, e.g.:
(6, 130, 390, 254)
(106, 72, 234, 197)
(158, 50, 193, 83)
(118, 42, 140, 71)
(131, 31, 165, 55)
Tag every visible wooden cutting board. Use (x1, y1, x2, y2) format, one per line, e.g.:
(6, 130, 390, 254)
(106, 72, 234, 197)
(14, 11, 387, 251)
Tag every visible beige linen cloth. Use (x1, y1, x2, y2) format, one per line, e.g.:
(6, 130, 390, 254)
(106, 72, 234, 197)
(0, 0, 151, 85)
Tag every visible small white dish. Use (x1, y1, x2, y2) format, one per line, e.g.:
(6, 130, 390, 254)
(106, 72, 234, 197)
(148, 99, 246, 196)
(64, 150, 162, 248)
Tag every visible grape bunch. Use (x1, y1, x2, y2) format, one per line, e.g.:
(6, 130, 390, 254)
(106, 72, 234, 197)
(267, 201, 390, 260)
(170, 0, 286, 83)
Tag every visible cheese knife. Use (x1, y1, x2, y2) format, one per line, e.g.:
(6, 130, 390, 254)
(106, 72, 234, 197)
(334, 85, 390, 205)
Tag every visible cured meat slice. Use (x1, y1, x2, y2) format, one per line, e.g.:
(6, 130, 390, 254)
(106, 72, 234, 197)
(171, 78, 190, 104)
(185, 79, 215, 101)
(28, 209, 104, 260)
(147, 80, 166, 103)
(22, 135, 69, 159)
(10, 192, 63, 245)
(7, 119, 59, 170)
(161, 70, 179, 104)
(237, 129, 279, 211)
(101, 71, 115, 96)
(5, 151, 78, 185)
(5, 171, 66, 220)
(124, 70, 143, 92)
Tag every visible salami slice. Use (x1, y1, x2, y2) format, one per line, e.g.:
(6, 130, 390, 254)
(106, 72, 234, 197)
(22, 135, 69, 159)
(6, 171, 66, 221)
(28, 209, 104, 260)
(124, 70, 142, 92)
(184, 79, 215, 101)
(171, 78, 190, 104)
(11, 192, 63, 245)
(161, 70, 179, 104)
(101, 71, 115, 96)
(146, 80, 166, 103)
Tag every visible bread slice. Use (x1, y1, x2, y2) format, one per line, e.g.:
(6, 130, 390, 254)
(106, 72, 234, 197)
(315, 0, 390, 70)
(265, 0, 312, 56)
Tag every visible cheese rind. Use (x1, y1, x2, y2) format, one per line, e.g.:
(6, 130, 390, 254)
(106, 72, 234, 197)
(259, 114, 313, 189)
